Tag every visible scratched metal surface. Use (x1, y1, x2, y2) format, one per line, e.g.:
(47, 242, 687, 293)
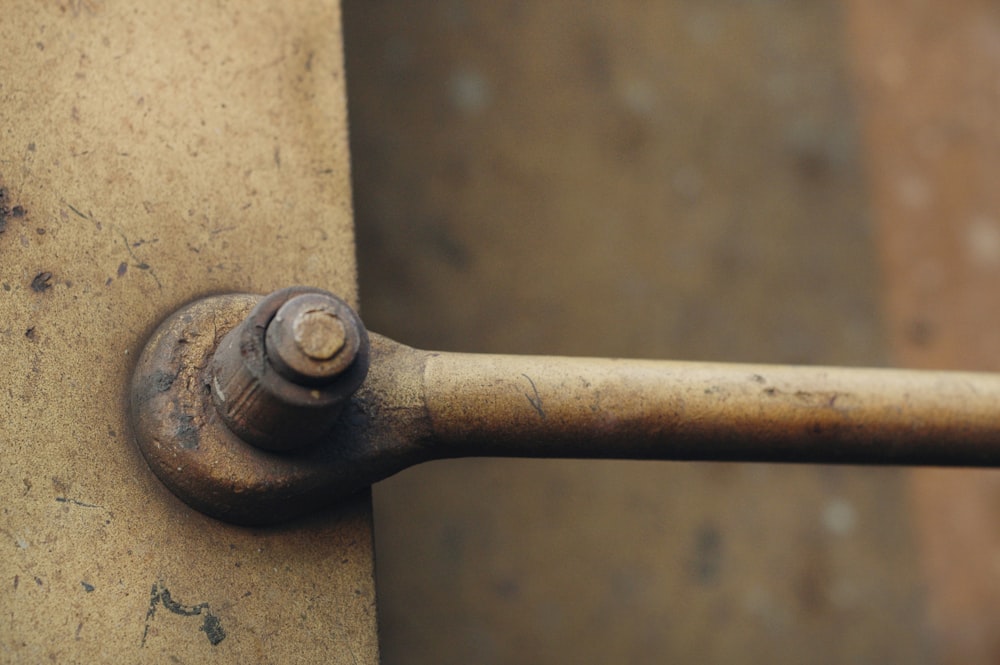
(0, 2, 377, 663)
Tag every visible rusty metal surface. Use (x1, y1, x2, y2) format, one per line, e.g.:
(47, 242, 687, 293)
(1, 1, 378, 663)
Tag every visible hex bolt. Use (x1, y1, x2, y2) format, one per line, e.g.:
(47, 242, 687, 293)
(209, 287, 370, 452)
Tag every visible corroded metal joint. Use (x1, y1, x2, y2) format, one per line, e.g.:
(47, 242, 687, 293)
(210, 287, 369, 451)
(131, 286, 1000, 525)
(129, 288, 393, 524)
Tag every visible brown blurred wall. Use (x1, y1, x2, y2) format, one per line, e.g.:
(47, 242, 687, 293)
(342, 1, 1000, 663)
(847, 1, 1000, 662)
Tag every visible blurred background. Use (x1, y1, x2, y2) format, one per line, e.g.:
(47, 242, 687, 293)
(342, 1, 1000, 663)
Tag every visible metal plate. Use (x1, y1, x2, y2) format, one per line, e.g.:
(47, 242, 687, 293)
(0, 1, 378, 662)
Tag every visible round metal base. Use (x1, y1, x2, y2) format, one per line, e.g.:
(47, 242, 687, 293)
(128, 294, 360, 524)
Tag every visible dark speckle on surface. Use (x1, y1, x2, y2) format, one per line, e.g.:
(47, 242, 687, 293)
(200, 613, 226, 646)
(0, 184, 25, 233)
(142, 581, 227, 647)
(906, 319, 935, 347)
(151, 370, 176, 393)
(0, 187, 9, 232)
(81, 581, 95, 592)
(30, 272, 53, 292)
(175, 414, 199, 450)
(692, 523, 723, 584)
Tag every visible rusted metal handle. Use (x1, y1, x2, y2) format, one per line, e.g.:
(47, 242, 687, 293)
(130, 289, 1000, 524)
(420, 350, 1000, 465)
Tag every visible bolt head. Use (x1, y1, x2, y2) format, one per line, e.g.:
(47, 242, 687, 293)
(293, 309, 346, 361)
(264, 293, 363, 386)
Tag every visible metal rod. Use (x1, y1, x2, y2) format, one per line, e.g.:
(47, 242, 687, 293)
(422, 351, 1000, 466)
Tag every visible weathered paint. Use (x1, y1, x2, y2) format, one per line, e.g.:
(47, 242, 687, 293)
(0, 1, 378, 662)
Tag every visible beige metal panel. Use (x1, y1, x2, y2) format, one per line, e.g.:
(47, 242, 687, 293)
(0, 1, 377, 663)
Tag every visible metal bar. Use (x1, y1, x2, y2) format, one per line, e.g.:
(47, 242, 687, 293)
(423, 351, 1000, 466)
